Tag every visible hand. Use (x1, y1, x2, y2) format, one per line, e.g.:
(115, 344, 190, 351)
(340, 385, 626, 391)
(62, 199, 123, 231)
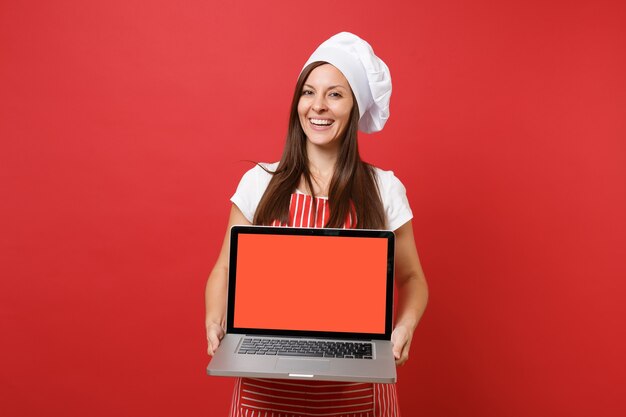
(206, 322, 225, 356)
(391, 325, 413, 366)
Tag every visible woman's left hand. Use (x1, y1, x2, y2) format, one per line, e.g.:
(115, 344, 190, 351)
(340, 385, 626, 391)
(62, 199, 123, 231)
(391, 324, 413, 366)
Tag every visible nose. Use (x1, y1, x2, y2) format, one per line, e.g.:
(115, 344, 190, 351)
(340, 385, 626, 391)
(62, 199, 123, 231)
(312, 95, 327, 113)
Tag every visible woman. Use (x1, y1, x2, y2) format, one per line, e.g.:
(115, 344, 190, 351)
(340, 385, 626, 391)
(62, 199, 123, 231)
(206, 32, 428, 417)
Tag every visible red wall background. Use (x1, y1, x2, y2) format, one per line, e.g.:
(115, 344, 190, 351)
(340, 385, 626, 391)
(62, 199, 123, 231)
(1, 1, 625, 416)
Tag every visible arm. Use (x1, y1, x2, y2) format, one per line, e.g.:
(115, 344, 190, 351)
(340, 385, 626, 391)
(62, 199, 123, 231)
(205, 204, 252, 356)
(390, 220, 429, 365)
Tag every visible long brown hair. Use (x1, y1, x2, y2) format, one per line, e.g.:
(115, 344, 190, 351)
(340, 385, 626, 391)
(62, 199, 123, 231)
(253, 61, 386, 230)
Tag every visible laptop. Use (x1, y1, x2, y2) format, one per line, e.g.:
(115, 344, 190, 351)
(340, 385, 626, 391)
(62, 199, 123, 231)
(206, 225, 397, 383)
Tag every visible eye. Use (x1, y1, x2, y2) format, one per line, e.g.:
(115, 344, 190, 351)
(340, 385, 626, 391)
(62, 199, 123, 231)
(329, 91, 343, 98)
(301, 89, 314, 96)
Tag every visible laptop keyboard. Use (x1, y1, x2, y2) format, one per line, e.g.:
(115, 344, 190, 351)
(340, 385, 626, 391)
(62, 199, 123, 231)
(238, 337, 373, 359)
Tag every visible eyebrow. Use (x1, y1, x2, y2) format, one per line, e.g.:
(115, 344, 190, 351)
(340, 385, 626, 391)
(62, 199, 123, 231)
(303, 83, 349, 91)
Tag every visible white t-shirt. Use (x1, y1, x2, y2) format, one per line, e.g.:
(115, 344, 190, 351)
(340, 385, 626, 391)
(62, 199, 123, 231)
(230, 162, 413, 231)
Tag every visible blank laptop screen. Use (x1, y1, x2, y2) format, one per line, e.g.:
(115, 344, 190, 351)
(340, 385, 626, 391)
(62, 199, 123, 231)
(232, 233, 389, 334)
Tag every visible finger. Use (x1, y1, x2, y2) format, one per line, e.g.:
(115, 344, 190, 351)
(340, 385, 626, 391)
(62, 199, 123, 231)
(395, 342, 411, 366)
(395, 350, 408, 366)
(207, 336, 219, 356)
(393, 345, 402, 360)
(391, 334, 407, 359)
(207, 329, 223, 356)
(391, 335, 408, 365)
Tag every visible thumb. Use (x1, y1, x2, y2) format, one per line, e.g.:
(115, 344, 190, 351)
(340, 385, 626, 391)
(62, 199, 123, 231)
(392, 344, 402, 359)
(391, 328, 406, 359)
(207, 325, 224, 356)
(207, 335, 218, 355)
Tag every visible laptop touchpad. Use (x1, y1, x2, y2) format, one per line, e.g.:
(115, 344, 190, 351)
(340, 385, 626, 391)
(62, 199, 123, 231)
(275, 358, 331, 372)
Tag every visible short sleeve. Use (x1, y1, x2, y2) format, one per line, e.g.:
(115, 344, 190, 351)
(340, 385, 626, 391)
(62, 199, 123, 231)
(230, 163, 277, 223)
(375, 168, 413, 231)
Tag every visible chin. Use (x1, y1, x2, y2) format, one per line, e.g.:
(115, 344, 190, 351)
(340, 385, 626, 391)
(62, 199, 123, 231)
(307, 131, 337, 143)
(308, 136, 337, 147)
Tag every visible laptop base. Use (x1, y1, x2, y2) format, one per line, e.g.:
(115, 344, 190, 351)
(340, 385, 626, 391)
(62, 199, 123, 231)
(207, 334, 397, 384)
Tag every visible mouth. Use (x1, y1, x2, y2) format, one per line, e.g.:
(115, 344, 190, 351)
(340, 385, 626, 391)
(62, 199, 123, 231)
(309, 118, 335, 127)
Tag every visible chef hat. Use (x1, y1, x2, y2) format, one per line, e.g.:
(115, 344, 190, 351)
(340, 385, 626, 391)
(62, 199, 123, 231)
(302, 32, 392, 134)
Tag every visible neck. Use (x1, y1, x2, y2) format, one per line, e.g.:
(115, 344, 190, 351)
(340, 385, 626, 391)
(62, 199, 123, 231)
(302, 141, 339, 195)
(306, 141, 338, 175)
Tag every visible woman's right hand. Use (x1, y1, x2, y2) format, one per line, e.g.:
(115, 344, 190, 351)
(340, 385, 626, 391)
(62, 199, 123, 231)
(206, 321, 225, 356)
(205, 205, 252, 357)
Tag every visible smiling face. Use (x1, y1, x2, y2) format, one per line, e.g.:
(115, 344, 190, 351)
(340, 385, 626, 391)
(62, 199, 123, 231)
(297, 64, 354, 151)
